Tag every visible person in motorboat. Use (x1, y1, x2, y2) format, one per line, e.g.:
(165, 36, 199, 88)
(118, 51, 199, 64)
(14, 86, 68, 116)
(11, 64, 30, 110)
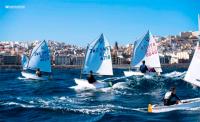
(36, 68, 42, 77)
(139, 60, 149, 73)
(163, 87, 181, 106)
(87, 70, 96, 84)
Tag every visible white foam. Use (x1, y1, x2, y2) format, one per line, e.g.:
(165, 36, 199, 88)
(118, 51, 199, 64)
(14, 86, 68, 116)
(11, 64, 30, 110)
(2, 97, 200, 115)
(3, 102, 35, 108)
(163, 71, 186, 79)
(17, 77, 28, 80)
(143, 75, 154, 79)
(59, 96, 67, 100)
(112, 82, 130, 89)
(186, 107, 200, 111)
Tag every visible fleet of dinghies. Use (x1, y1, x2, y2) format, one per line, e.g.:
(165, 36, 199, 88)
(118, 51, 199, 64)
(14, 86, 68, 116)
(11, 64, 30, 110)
(124, 30, 162, 77)
(19, 32, 200, 113)
(21, 40, 52, 80)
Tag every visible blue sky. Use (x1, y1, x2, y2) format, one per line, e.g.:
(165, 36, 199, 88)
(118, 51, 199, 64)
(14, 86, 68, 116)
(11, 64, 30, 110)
(0, 0, 200, 46)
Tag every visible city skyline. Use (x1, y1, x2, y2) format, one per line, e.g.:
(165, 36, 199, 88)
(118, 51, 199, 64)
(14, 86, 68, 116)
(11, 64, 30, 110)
(0, 0, 200, 46)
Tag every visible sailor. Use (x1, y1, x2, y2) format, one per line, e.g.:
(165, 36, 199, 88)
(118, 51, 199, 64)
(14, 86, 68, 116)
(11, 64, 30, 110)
(163, 87, 181, 106)
(139, 60, 148, 73)
(87, 70, 96, 84)
(36, 68, 42, 77)
(148, 67, 156, 72)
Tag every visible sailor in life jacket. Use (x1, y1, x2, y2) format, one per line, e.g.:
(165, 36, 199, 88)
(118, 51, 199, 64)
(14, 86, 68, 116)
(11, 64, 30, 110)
(139, 60, 148, 73)
(36, 68, 42, 77)
(148, 67, 156, 72)
(164, 87, 181, 106)
(87, 70, 96, 84)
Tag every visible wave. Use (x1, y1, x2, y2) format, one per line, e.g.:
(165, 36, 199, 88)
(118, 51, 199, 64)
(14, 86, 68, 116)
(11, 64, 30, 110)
(2, 101, 35, 108)
(70, 75, 186, 96)
(2, 96, 199, 115)
(0, 96, 158, 114)
(0, 96, 135, 114)
(17, 77, 27, 80)
(69, 71, 187, 93)
(162, 71, 186, 79)
(112, 82, 130, 89)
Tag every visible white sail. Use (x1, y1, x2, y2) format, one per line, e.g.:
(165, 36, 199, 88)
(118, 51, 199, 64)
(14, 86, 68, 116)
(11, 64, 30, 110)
(21, 54, 29, 70)
(131, 31, 162, 72)
(82, 34, 113, 75)
(184, 42, 200, 87)
(27, 40, 51, 73)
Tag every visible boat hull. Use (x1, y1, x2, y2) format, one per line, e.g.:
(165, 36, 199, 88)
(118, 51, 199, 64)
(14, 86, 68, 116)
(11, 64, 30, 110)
(21, 71, 49, 80)
(123, 71, 158, 77)
(73, 78, 110, 89)
(123, 71, 144, 77)
(149, 98, 200, 113)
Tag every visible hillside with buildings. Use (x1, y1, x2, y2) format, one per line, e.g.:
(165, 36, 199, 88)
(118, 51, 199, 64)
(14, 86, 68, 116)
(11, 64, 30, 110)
(0, 30, 199, 67)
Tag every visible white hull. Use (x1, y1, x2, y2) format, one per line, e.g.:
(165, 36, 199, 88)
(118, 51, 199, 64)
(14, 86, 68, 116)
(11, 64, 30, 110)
(123, 71, 158, 77)
(21, 71, 49, 80)
(149, 98, 200, 113)
(124, 71, 144, 77)
(72, 78, 110, 89)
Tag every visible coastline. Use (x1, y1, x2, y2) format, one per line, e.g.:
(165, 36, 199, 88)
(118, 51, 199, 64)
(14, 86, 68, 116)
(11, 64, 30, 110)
(0, 63, 189, 70)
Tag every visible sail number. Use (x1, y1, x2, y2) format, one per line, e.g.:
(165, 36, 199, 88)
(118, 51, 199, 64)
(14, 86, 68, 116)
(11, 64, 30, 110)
(34, 51, 50, 61)
(89, 46, 111, 60)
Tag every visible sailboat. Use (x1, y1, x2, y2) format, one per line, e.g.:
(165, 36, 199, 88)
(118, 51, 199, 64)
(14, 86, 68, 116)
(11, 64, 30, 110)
(21, 40, 52, 80)
(21, 54, 29, 70)
(73, 34, 113, 89)
(147, 41, 200, 113)
(124, 30, 162, 77)
(184, 41, 200, 87)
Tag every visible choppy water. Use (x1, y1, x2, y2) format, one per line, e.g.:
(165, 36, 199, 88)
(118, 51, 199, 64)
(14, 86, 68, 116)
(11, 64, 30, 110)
(0, 68, 200, 122)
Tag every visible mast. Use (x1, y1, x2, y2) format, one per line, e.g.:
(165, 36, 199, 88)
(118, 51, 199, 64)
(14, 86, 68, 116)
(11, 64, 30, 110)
(129, 40, 137, 71)
(80, 45, 89, 79)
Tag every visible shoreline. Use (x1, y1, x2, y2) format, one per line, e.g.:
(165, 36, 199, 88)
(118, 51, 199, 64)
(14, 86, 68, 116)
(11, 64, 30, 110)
(0, 63, 189, 70)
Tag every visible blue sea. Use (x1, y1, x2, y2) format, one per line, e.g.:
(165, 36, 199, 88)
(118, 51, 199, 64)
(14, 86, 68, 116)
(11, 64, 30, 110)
(0, 68, 200, 122)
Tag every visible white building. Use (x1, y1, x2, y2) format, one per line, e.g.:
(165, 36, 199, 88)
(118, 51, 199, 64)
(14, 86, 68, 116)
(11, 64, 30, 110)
(71, 56, 84, 65)
(55, 55, 71, 65)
